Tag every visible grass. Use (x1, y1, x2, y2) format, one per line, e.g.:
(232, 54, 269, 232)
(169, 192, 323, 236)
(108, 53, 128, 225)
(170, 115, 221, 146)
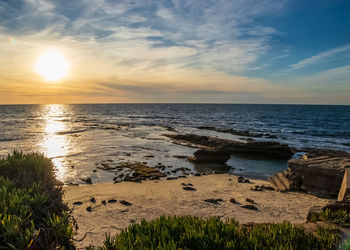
(87, 216, 342, 250)
(0, 151, 74, 249)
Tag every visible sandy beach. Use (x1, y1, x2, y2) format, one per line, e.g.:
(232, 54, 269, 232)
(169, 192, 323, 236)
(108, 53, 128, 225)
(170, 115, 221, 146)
(64, 174, 331, 248)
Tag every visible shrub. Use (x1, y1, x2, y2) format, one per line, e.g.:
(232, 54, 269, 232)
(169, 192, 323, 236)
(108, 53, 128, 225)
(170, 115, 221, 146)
(0, 151, 74, 249)
(318, 209, 350, 228)
(88, 216, 341, 250)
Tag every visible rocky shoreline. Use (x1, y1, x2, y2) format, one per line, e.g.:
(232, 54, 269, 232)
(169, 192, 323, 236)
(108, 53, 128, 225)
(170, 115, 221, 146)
(74, 131, 350, 202)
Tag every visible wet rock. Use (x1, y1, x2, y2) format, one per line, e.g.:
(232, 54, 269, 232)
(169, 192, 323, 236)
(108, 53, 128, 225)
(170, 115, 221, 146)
(108, 199, 117, 204)
(120, 200, 132, 206)
(183, 186, 197, 191)
(190, 149, 231, 164)
(164, 133, 293, 159)
(86, 206, 92, 212)
(73, 201, 83, 206)
(241, 205, 258, 211)
(90, 197, 96, 203)
(238, 176, 250, 183)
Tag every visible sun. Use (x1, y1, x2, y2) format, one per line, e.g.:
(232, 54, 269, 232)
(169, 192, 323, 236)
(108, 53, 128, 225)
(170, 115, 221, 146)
(35, 50, 70, 82)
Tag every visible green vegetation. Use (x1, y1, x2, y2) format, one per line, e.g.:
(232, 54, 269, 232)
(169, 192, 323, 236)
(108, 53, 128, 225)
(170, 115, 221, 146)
(0, 151, 74, 249)
(87, 216, 341, 250)
(311, 208, 350, 228)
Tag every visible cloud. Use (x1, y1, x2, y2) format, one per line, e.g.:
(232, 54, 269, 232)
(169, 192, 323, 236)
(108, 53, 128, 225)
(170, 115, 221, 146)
(289, 44, 350, 71)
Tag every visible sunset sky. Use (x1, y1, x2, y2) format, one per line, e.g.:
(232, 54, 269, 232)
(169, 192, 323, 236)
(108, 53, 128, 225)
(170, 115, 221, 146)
(0, 0, 349, 104)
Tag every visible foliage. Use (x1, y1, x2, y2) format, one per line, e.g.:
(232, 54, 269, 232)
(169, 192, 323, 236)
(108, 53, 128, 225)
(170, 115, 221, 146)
(0, 151, 74, 249)
(88, 216, 341, 250)
(317, 209, 350, 228)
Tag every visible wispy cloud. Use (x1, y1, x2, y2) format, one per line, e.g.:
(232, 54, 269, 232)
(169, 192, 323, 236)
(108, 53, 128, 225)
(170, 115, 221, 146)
(289, 44, 350, 71)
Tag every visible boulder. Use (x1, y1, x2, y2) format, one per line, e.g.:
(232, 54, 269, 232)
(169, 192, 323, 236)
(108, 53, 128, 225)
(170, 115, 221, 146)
(190, 149, 231, 164)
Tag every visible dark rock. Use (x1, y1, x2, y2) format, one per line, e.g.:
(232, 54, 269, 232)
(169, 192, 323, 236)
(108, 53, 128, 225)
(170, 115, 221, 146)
(183, 186, 196, 191)
(86, 206, 92, 212)
(101, 200, 106, 205)
(194, 173, 201, 176)
(204, 199, 220, 204)
(144, 155, 154, 158)
(107, 159, 114, 162)
(164, 133, 293, 159)
(229, 198, 240, 204)
(130, 219, 136, 223)
(85, 178, 92, 184)
(190, 149, 231, 164)
(108, 199, 117, 204)
(93, 169, 97, 172)
(90, 197, 96, 203)
(173, 155, 188, 159)
(246, 198, 255, 204)
(73, 201, 83, 206)
(306, 205, 323, 221)
(167, 177, 177, 180)
(241, 205, 258, 210)
(269, 153, 350, 197)
(238, 176, 250, 183)
(120, 200, 132, 206)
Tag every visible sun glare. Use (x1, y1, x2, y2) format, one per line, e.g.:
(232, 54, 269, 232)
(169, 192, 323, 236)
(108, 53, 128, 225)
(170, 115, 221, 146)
(35, 50, 70, 82)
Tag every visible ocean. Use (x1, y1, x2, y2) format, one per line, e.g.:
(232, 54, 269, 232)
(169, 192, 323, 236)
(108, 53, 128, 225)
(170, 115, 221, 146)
(0, 104, 349, 184)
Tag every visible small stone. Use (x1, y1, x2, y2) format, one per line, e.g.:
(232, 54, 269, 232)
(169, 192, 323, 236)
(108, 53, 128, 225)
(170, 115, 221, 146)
(71, 165, 75, 168)
(228, 178, 232, 181)
(241, 205, 258, 211)
(183, 186, 196, 191)
(73, 201, 83, 206)
(204, 199, 219, 204)
(93, 169, 97, 172)
(120, 200, 132, 206)
(85, 178, 92, 184)
(245, 198, 255, 204)
(130, 219, 136, 223)
(101, 200, 106, 205)
(229, 198, 239, 204)
(86, 206, 92, 212)
(108, 199, 117, 204)
(90, 197, 96, 203)
(194, 173, 201, 176)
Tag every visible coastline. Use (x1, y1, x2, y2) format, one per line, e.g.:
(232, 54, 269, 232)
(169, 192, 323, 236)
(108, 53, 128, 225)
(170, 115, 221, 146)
(64, 174, 331, 248)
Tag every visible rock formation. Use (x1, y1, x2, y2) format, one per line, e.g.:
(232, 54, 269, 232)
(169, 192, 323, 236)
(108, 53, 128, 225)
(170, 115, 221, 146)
(269, 150, 350, 198)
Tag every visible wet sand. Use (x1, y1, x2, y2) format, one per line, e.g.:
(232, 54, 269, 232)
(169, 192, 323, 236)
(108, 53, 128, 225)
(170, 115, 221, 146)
(64, 174, 331, 248)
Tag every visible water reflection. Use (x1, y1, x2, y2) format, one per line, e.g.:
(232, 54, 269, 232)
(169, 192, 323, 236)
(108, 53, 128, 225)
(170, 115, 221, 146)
(40, 104, 71, 181)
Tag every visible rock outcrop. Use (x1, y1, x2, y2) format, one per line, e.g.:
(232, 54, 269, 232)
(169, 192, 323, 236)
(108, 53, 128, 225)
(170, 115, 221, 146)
(269, 150, 350, 197)
(164, 133, 294, 159)
(189, 149, 231, 164)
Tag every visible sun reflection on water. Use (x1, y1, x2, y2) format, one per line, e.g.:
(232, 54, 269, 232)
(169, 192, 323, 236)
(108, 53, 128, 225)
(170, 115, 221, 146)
(40, 104, 71, 181)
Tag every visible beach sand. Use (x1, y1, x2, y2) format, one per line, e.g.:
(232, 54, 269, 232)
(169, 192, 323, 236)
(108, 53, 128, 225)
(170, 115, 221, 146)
(64, 174, 331, 248)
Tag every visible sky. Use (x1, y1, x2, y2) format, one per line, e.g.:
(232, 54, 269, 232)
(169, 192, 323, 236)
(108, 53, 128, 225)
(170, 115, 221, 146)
(0, 0, 349, 104)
